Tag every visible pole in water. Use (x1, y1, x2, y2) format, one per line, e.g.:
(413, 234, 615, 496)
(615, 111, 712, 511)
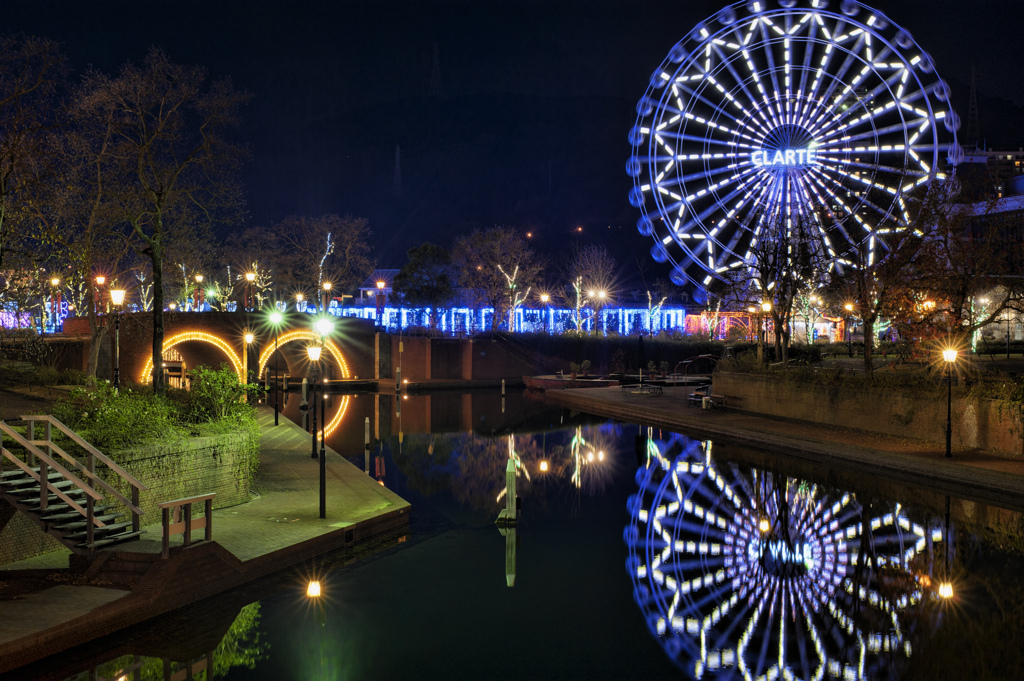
(502, 379, 505, 395)
(364, 417, 371, 476)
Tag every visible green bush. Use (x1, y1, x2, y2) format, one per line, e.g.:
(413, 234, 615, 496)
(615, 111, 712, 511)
(53, 382, 181, 452)
(50, 365, 263, 455)
(187, 364, 263, 422)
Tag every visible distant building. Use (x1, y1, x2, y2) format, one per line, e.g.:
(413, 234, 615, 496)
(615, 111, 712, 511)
(958, 147, 1024, 197)
(357, 269, 400, 304)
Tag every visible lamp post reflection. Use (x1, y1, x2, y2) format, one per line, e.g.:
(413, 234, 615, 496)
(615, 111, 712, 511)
(939, 496, 954, 600)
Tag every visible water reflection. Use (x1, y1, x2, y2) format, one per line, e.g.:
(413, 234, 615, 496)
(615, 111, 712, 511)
(626, 433, 957, 680)
(385, 423, 621, 513)
(62, 603, 265, 681)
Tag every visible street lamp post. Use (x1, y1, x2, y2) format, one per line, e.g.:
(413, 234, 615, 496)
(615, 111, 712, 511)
(243, 332, 254, 386)
(1006, 312, 1012, 360)
(314, 318, 332, 469)
(270, 311, 282, 426)
(50, 277, 61, 331)
(322, 282, 332, 313)
(540, 293, 550, 333)
(844, 303, 854, 357)
(245, 272, 256, 311)
(760, 301, 772, 362)
(307, 345, 321, 461)
(110, 288, 126, 393)
(375, 280, 386, 328)
(94, 276, 106, 316)
(306, 343, 325, 518)
(194, 274, 204, 312)
(943, 349, 957, 458)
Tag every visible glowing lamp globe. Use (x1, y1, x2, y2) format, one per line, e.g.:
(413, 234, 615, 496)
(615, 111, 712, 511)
(315, 319, 333, 336)
(306, 580, 321, 598)
(942, 349, 958, 363)
(758, 517, 770, 534)
(95, 276, 105, 286)
(244, 333, 254, 344)
(110, 289, 126, 306)
(376, 280, 385, 290)
(761, 302, 771, 313)
(938, 582, 953, 599)
(195, 274, 203, 283)
(306, 346, 322, 362)
(270, 312, 283, 324)
(245, 272, 255, 282)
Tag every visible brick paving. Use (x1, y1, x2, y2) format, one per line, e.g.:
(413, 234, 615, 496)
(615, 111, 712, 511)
(544, 385, 1024, 512)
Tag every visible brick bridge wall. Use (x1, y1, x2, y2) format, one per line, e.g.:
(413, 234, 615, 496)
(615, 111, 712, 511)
(63, 312, 377, 385)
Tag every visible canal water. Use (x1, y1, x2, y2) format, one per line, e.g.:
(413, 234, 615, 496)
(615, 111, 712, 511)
(43, 392, 1024, 680)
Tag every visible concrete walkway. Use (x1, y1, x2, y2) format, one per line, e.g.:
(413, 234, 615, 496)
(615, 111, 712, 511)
(0, 406, 409, 672)
(544, 385, 1024, 512)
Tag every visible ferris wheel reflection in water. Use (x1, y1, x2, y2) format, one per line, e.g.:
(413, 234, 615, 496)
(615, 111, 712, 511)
(626, 433, 956, 680)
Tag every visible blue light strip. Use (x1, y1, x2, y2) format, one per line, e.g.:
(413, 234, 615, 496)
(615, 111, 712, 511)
(309, 303, 691, 335)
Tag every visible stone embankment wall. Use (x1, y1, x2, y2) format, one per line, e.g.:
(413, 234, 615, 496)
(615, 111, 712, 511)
(0, 431, 257, 565)
(110, 430, 258, 520)
(713, 371, 1022, 457)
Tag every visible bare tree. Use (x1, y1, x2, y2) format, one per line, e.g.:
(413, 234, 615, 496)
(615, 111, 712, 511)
(272, 214, 374, 308)
(561, 244, 616, 333)
(452, 226, 544, 331)
(745, 208, 828, 366)
(0, 34, 66, 273)
(77, 48, 249, 394)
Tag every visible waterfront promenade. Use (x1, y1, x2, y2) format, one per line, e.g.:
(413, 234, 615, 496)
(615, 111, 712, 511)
(544, 385, 1024, 512)
(0, 405, 409, 674)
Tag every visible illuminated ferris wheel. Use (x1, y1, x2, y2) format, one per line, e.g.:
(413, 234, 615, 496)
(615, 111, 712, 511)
(627, 0, 960, 288)
(625, 434, 948, 679)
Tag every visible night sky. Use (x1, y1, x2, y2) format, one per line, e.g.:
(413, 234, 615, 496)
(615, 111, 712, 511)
(7, 0, 1024, 286)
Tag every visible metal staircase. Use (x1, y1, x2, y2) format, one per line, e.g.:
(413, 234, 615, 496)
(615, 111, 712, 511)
(0, 415, 148, 556)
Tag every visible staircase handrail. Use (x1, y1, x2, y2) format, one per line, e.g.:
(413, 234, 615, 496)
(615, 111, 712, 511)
(20, 414, 148, 534)
(0, 422, 104, 527)
(20, 415, 148, 493)
(20, 437, 145, 518)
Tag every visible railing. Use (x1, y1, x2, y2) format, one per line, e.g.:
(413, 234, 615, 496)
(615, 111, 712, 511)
(0, 415, 148, 548)
(160, 493, 215, 559)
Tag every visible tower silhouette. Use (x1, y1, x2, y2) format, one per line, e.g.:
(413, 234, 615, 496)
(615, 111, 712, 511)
(429, 42, 442, 98)
(966, 66, 980, 152)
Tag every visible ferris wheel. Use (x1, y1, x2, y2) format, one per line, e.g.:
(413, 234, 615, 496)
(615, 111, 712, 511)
(627, 0, 960, 288)
(625, 434, 947, 679)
